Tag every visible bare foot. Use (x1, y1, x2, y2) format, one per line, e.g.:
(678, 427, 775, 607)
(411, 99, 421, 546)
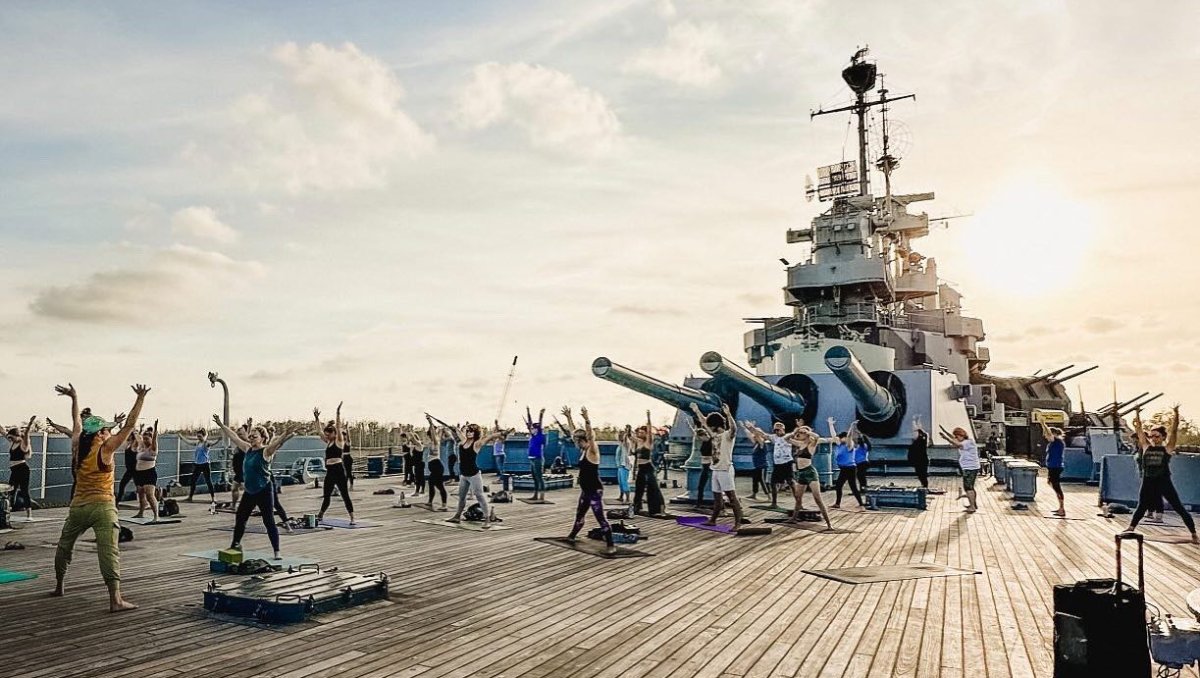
(110, 599, 138, 612)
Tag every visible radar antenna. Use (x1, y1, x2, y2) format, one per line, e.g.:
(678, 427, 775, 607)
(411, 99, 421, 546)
(811, 47, 915, 199)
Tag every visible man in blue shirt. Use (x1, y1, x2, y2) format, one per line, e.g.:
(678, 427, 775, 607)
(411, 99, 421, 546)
(525, 407, 547, 501)
(1040, 421, 1066, 516)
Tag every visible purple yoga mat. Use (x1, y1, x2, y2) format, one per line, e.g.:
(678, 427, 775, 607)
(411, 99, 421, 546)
(676, 515, 737, 534)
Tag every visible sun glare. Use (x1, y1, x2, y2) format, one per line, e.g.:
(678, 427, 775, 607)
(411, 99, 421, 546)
(960, 177, 1097, 296)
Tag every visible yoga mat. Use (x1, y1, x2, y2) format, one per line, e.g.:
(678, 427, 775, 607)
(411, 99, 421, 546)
(120, 516, 183, 525)
(207, 525, 333, 535)
(319, 518, 380, 529)
(676, 515, 737, 534)
(517, 499, 554, 505)
(635, 512, 683, 520)
(748, 505, 792, 515)
(415, 519, 511, 532)
(181, 550, 318, 567)
(533, 537, 651, 559)
(804, 563, 980, 584)
(8, 516, 57, 523)
(0, 570, 37, 584)
(1043, 514, 1088, 521)
(408, 503, 448, 512)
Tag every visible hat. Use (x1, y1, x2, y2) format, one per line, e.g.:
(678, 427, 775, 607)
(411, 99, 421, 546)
(82, 415, 117, 434)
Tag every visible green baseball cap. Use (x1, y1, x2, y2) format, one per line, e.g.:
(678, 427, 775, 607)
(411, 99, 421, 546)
(82, 415, 117, 434)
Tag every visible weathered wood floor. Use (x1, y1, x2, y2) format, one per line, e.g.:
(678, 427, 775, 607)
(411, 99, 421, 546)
(2, 471, 1198, 678)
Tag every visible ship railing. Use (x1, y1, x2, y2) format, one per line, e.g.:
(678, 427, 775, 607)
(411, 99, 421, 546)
(885, 314, 948, 334)
(806, 302, 879, 325)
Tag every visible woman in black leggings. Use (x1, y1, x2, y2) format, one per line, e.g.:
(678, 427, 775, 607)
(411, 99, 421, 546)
(1126, 407, 1198, 543)
(213, 417, 298, 559)
(908, 417, 929, 489)
(631, 410, 665, 516)
(313, 402, 356, 525)
(830, 417, 864, 509)
(422, 416, 448, 510)
(115, 432, 139, 505)
(6, 417, 36, 519)
(563, 406, 614, 552)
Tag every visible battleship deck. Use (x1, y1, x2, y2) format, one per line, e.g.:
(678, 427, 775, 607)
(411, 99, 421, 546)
(3, 473, 1199, 678)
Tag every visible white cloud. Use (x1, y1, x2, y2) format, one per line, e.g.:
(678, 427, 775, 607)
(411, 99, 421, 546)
(170, 205, 239, 244)
(624, 21, 726, 88)
(202, 41, 434, 193)
(28, 244, 265, 324)
(455, 62, 622, 158)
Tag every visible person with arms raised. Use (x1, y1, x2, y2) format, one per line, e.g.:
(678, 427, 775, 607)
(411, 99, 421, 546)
(52, 383, 149, 612)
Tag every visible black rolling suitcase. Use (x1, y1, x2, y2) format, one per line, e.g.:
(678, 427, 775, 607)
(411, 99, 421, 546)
(1053, 533, 1150, 677)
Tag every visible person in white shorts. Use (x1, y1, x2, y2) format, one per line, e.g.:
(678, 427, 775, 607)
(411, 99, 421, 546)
(691, 403, 744, 528)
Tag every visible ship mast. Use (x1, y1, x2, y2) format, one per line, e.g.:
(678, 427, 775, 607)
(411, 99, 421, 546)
(810, 47, 914, 201)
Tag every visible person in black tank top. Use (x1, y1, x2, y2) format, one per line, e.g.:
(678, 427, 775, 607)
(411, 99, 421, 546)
(562, 406, 614, 550)
(1126, 407, 1198, 542)
(342, 428, 355, 489)
(6, 417, 36, 517)
(314, 402, 356, 525)
(631, 409, 666, 515)
(115, 432, 139, 506)
(446, 421, 505, 526)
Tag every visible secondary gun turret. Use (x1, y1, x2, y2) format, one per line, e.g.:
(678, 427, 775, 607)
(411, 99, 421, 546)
(699, 351, 817, 424)
(823, 345, 906, 437)
(592, 357, 727, 414)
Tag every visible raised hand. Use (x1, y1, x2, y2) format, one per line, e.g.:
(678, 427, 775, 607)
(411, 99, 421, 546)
(55, 383, 77, 398)
(336, 401, 343, 416)
(560, 406, 571, 418)
(313, 407, 321, 420)
(579, 406, 589, 420)
(212, 414, 223, 426)
(132, 384, 151, 397)
(113, 412, 127, 426)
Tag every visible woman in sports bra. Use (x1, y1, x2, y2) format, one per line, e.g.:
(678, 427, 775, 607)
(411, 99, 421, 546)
(314, 402, 356, 525)
(447, 421, 505, 526)
(6, 416, 36, 519)
(788, 425, 833, 530)
(562, 406, 614, 551)
(631, 410, 665, 515)
(133, 420, 160, 522)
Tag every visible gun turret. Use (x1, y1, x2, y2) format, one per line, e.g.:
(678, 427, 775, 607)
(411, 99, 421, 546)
(591, 357, 726, 413)
(823, 345, 906, 437)
(699, 351, 817, 424)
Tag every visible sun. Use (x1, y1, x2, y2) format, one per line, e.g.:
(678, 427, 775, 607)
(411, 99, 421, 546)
(959, 176, 1097, 296)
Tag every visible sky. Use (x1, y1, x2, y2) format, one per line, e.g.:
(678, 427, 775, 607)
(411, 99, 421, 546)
(2, 0, 1198, 429)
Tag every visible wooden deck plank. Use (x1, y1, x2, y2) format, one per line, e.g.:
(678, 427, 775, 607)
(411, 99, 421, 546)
(2, 472, 1198, 678)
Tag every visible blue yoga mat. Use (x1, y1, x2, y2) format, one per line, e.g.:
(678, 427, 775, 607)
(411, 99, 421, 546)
(0, 570, 38, 584)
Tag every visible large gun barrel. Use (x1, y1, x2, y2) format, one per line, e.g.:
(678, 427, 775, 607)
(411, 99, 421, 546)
(823, 345, 906, 436)
(591, 357, 724, 413)
(699, 351, 815, 422)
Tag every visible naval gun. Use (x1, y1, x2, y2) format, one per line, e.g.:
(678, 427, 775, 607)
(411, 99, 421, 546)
(591, 357, 729, 414)
(699, 351, 818, 425)
(823, 345, 906, 437)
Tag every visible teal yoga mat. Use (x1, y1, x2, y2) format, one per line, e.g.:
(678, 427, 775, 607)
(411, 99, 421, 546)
(0, 570, 38, 584)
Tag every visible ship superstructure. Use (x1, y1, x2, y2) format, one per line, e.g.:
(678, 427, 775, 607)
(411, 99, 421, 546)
(592, 49, 1099, 487)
